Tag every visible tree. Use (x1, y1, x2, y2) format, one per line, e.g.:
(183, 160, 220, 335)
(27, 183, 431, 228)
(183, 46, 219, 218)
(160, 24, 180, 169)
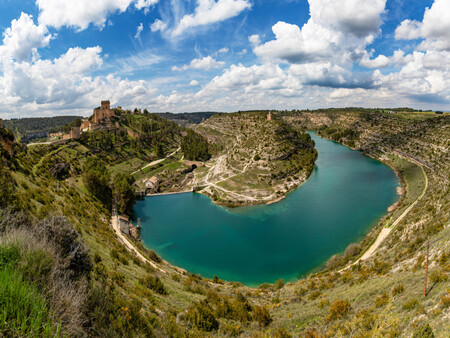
(113, 173, 135, 215)
(82, 158, 111, 206)
(181, 130, 210, 161)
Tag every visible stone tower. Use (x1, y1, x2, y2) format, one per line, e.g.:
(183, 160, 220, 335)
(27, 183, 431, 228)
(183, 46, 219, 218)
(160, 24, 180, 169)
(267, 112, 272, 121)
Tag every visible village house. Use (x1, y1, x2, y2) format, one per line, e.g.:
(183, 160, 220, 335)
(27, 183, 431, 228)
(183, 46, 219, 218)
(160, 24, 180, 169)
(118, 215, 130, 235)
(144, 176, 159, 194)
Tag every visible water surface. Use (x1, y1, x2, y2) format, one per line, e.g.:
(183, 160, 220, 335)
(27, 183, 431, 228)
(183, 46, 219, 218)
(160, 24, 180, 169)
(134, 133, 399, 285)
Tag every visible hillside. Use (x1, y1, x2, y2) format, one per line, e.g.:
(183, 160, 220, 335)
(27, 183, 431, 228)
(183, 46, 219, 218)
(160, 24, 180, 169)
(4, 116, 83, 143)
(192, 111, 317, 206)
(156, 112, 218, 127)
(0, 109, 448, 337)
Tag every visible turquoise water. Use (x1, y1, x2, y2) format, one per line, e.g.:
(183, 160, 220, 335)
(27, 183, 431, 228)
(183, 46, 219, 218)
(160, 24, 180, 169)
(134, 133, 399, 286)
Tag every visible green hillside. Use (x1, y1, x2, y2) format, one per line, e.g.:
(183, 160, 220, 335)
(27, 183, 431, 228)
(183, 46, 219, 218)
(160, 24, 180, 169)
(0, 109, 448, 337)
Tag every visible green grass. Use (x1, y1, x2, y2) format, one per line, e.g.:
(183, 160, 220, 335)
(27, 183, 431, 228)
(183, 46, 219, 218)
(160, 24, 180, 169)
(0, 243, 60, 337)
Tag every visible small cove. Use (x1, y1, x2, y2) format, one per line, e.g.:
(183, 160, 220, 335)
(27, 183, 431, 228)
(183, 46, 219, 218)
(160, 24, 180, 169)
(133, 133, 400, 286)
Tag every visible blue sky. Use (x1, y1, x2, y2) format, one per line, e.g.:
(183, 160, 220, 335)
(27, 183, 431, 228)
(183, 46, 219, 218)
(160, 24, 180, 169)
(0, 0, 448, 118)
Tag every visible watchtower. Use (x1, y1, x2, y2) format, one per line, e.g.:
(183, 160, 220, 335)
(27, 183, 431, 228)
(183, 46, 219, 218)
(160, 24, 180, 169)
(101, 101, 111, 110)
(267, 112, 272, 121)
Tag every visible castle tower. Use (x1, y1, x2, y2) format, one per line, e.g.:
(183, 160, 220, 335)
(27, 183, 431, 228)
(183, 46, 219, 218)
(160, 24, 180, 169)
(267, 112, 272, 121)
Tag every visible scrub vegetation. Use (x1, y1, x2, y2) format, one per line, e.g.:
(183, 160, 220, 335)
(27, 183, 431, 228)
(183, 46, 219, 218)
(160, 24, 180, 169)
(0, 108, 448, 336)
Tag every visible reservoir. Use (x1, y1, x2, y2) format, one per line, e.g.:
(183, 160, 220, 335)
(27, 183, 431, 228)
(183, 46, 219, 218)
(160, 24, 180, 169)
(133, 133, 399, 286)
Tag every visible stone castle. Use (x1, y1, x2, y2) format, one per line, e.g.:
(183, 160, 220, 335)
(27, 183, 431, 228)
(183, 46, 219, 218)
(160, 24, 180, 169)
(93, 100, 115, 124)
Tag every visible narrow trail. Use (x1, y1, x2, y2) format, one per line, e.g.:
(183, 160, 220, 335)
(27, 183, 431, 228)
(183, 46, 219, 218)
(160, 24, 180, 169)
(110, 207, 165, 273)
(340, 153, 429, 271)
(130, 147, 180, 176)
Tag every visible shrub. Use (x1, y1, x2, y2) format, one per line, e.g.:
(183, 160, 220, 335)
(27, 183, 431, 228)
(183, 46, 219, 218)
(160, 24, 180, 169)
(273, 326, 292, 337)
(140, 274, 167, 295)
(186, 300, 219, 331)
(326, 254, 344, 270)
(344, 243, 361, 258)
(274, 278, 285, 290)
(375, 292, 389, 308)
(326, 299, 350, 322)
(429, 270, 448, 284)
(412, 323, 434, 338)
(308, 290, 322, 300)
(392, 284, 405, 297)
(402, 298, 419, 310)
(253, 305, 272, 328)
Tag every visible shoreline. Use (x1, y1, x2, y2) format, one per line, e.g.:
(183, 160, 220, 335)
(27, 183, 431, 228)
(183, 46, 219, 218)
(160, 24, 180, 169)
(131, 133, 413, 286)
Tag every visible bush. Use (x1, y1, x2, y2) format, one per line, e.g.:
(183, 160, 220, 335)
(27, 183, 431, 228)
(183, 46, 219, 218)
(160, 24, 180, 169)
(429, 270, 448, 284)
(402, 298, 419, 310)
(140, 274, 167, 295)
(253, 305, 272, 328)
(274, 278, 285, 290)
(375, 292, 389, 308)
(273, 326, 292, 337)
(412, 323, 434, 338)
(392, 284, 405, 297)
(326, 254, 344, 270)
(326, 299, 350, 322)
(344, 243, 361, 258)
(37, 216, 92, 280)
(186, 300, 219, 331)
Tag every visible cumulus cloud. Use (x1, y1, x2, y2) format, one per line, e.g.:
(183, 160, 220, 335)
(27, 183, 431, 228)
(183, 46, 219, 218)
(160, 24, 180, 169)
(150, 19, 167, 32)
(171, 0, 251, 37)
(36, 0, 158, 30)
(359, 50, 410, 68)
(253, 0, 386, 64)
(172, 56, 225, 71)
(134, 0, 158, 13)
(395, 0, 450, 51)
(189, 80, 199, 86)
(0, 13, 52, 62)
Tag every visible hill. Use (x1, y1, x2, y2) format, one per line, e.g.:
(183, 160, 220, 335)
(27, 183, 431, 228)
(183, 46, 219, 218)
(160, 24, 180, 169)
(156, 112, 219, 127)
(4, 116, 83, 143)
(192, 111, 317, 206)
(0, 108, 448, 337)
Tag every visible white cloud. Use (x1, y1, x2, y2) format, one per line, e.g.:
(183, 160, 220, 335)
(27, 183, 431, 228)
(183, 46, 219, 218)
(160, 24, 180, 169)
(248, 34, 260, 47)
(359, 50, 410, 69)
(189, 80, 199, 86)
(394, 19, 421, 40)
(134, 0, 158, 13)
(0, 13, 52, 62)
(36, 0, 158, 30)
(395, 0, 450, 51)
(217, 47, 228, 54)
(172, 56, 225, 71)
(253, 0, 386, 64)
(150, 19, 167, 32)
(135, 23, 143, 38)
(171, 0, 251, 37)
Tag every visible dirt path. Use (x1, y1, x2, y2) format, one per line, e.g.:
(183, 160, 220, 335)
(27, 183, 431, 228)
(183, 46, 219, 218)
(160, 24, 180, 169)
(342, 154, 428, 269)
(130, 147, 180, 175)
(110, 208, 165, 273)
